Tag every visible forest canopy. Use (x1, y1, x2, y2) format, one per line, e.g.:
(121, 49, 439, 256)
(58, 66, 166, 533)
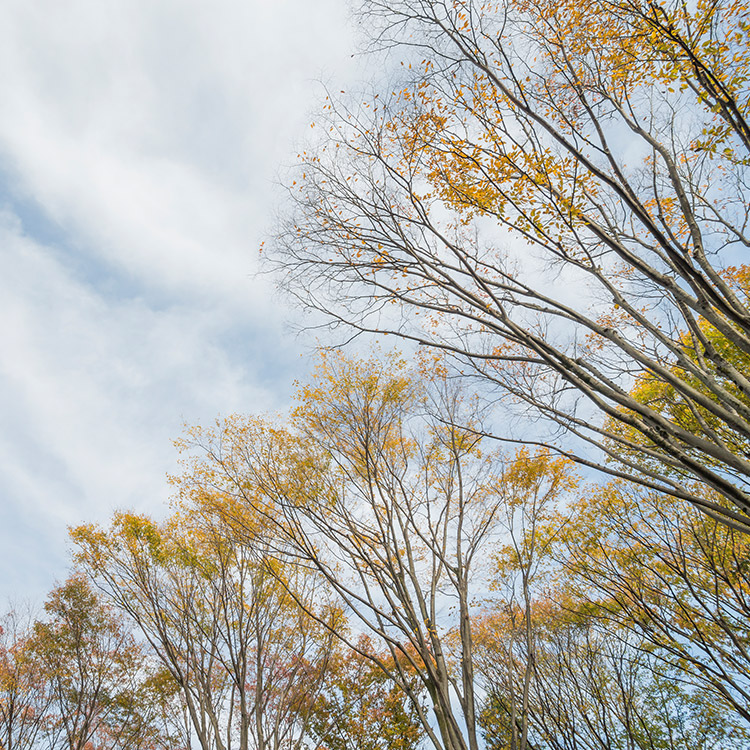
(4, 351, 744, 750)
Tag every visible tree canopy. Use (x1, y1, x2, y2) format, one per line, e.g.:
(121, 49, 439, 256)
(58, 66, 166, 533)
(273, 0, 750, 533)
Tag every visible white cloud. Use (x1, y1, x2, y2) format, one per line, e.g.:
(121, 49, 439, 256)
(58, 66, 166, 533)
(0, 0, 356, 306)
(0, 213, 287, 598)
(0, 0, 355, 602)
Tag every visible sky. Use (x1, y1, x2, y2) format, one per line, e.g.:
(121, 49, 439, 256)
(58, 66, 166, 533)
(0, 0, 359, 603)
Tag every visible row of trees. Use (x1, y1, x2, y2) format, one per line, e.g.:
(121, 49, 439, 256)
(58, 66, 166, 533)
(6, 354, 747, 749)
(261, 0, 750, 738)
(2, 517, 422, 750)
(0, 576, 185, 750)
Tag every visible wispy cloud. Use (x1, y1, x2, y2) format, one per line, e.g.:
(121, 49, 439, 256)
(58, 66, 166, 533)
(0, 0, 354, 600)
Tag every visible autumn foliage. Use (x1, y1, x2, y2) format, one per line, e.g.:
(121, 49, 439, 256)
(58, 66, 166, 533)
(4, 347, 749, 748)
(64, 354, 750, 748)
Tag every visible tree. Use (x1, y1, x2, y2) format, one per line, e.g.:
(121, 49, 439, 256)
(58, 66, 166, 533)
(486, 449, 576, 750)
(30, 575, 177, 750)
(158, 352, 579, 750)
(308, 636, 426, 750)
(170, 353, 494, 750)
(475, 605, 747, 750)
(0, 608, 53, 750)
(273, 0, 750, 532)
(548, 480, 750, 727)
(72, 503, 337, 750)
(472, 474, 750, 749)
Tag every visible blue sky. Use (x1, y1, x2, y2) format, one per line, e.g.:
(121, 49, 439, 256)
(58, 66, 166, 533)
(0, 0, 357, 602)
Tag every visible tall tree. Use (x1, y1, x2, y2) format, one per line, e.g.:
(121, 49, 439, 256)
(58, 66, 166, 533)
(487, 449, 576, 750)
(475, 605, 747, 750)
(274, 0, 750, 532)
(549, 480, 750, 726)
(0, 608, 53, 750)
(72, 504, 336, 750)
(30, 575, 177, 750)
(160, 352, 578, 750)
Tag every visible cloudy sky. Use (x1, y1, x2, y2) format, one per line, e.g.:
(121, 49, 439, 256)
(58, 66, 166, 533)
(0, 0, 359, 603)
